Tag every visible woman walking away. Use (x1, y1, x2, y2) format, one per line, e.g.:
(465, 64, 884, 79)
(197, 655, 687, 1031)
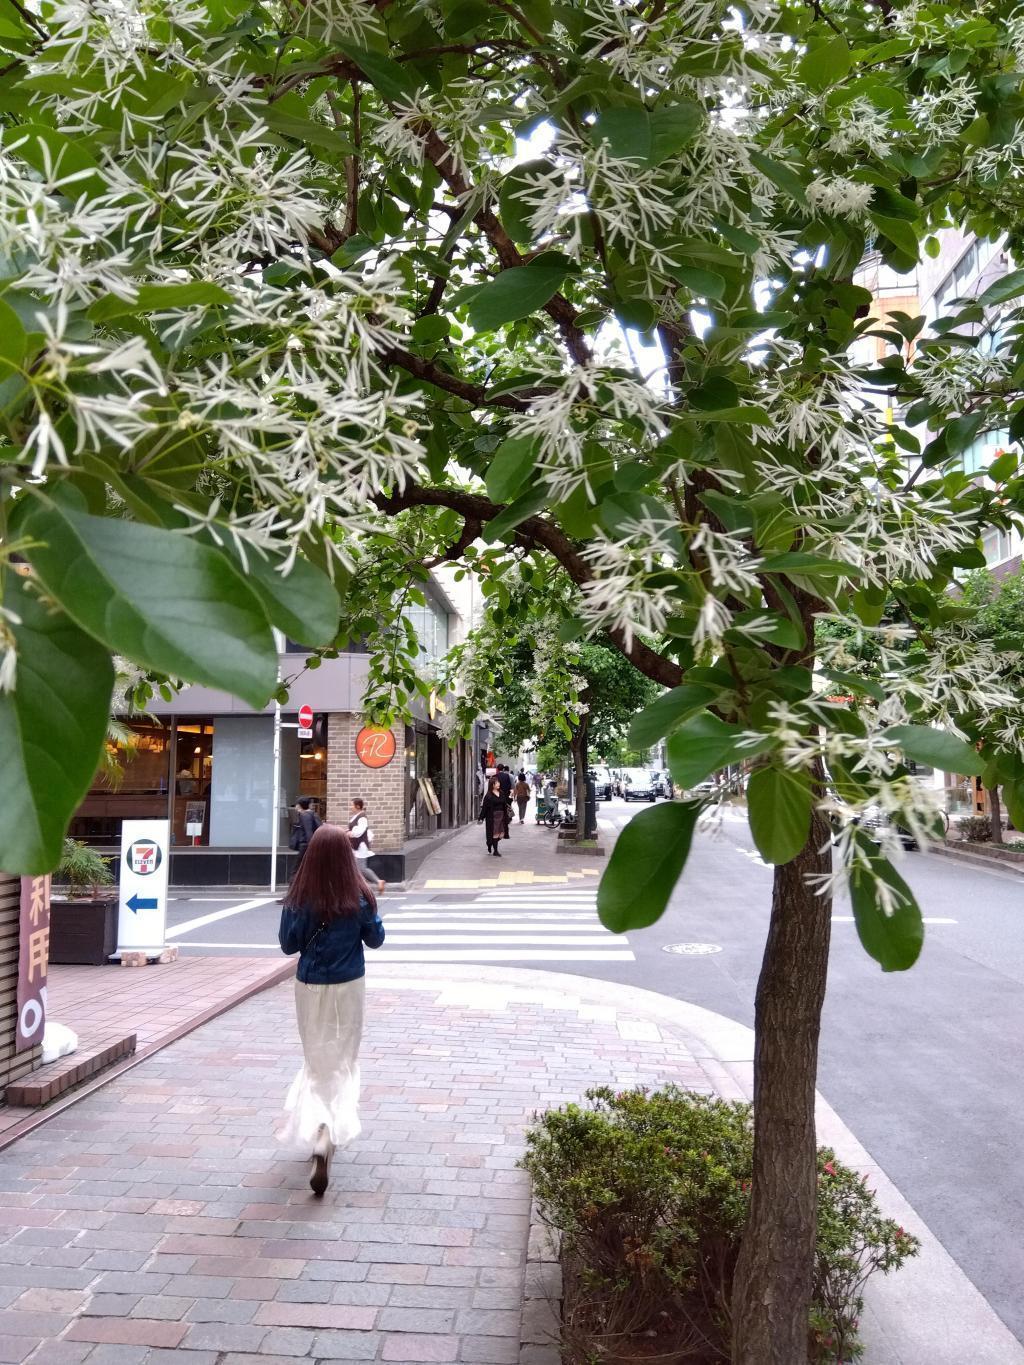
(479, 777, 507, 856)
(513, 772, 531, 825)
(278, 825, 384, 1196)
(348, 797, 386, 895)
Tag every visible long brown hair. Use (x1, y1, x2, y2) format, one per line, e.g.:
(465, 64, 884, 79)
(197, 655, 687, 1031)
(285, 823, 377, 919)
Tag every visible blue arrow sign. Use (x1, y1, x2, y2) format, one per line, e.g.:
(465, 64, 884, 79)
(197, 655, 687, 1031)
(126, 893, 158, 914)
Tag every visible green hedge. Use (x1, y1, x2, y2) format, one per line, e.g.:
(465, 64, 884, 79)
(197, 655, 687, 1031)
(521, 1086, 918, 1363)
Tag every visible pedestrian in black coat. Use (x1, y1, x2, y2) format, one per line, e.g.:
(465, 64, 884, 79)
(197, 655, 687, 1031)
(479, 779, 507, 857)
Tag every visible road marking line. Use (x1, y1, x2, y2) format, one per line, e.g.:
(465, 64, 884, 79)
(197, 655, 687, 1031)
(373, 949, 634, 962)
(177, 945, 636, 961)
(385, 935, 623, 945)
(831, 915, 957, 924)
(167, 896, 279, 938)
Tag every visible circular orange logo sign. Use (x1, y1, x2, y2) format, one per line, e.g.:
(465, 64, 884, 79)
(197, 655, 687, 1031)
(355, 726, 396, 768)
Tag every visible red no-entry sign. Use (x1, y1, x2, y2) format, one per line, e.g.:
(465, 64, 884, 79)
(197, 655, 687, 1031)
(298, 704, 313, 729)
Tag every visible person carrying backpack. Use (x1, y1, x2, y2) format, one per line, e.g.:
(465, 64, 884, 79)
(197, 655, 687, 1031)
(289, 796, 321, 862)
(513, 772, 531, 825)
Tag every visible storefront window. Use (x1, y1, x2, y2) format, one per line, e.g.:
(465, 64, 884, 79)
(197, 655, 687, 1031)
(173, 717, 215, 845)
(69, 719, 173, 846)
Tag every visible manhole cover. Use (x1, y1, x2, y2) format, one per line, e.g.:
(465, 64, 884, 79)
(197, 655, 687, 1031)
(662, 942, 723, 955)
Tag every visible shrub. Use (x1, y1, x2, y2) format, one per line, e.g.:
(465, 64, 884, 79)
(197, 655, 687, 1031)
(521, 1086, 918, 1364)
(956, 815, 992, 843)
(56, 838, 114, 898)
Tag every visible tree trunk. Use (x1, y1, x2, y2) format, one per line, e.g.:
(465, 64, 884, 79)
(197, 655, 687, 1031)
(731, 801, 833, 1364)
(571, 718, 588, 843)
(988, 785, 1003, 844)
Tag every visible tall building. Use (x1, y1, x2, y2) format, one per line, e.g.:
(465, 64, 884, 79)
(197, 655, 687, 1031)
(916, 228, 1020, 576)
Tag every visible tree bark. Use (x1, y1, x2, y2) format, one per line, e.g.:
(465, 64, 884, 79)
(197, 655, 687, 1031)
(571, 719, 588, 844)
(988, 785, 1003, 844)
(731, 800, 833, 1365)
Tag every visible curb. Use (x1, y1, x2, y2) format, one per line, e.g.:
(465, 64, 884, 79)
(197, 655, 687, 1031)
(519, 1199, 560, 1365)
(0, 959, 296, 1153)
(928, 842, 1024, 879)
(369, 965, 1024, 1365)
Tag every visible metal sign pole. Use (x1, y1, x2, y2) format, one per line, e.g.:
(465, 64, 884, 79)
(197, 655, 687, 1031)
(269, 630, 284, 895)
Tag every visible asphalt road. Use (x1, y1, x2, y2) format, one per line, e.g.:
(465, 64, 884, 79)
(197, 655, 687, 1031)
(163, 800, 1024, 1344)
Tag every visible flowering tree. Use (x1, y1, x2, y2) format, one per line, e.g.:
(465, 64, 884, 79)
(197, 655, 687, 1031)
(4, 0, 1024, 1358)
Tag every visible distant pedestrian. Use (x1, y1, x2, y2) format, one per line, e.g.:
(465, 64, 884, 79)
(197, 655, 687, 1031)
(513, 772, 531, 825)
(348, 798, 385, 895)
(479, 777, 507, 856)
(496, 764, 513, 836)
(289, 796, 321, 863)
(277, 825, 385, 1196)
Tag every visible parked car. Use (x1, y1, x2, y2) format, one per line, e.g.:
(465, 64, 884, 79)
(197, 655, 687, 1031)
(590, 766, 614, 801)
(621, 768, 656, 802)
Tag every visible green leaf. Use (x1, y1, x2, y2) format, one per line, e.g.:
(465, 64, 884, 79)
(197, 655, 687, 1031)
(870, 213, 920, 261)
(21, 500, 278, 708)
(597, 800, 701, 932)
(89, 281, 233, 323)
(485, 435, 537, 502)
(747, 765, 812, 865)
(849, 847, 924, 971)
(667, 712, 766, 788)
(627, 683, 717, 750)
(499, 159, 555, 243)
(977, 270, 1024, 308)
(483, 487, 549, 541)
(468, 264, 567, 331)
(988, 450, 1018, 482)
(338, 44, 420, 100)
(882, 725, 983, 776)
(0, 570, 114, 874)
(761, 551, 852, 577)
(748, 150, 806, 204)
(798, 34, 851, 89)
(1003, 779, 1024, 831)
(668, 264, 726, 299)
(262, 105, 354, 156)
(8, 123, 105, 197)
(236, 550, 340, 648)
(591, 102, 702, 166)
(0, 298, 26, 375)
(411, 314, 451, 344)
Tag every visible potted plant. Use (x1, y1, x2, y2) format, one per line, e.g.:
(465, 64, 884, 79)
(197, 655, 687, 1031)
(50, 839, 118, 965)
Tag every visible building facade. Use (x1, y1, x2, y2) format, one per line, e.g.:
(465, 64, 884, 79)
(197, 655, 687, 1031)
(68, 572, 491, 882)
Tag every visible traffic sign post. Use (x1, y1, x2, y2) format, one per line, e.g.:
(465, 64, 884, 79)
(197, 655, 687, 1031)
(297, 703, 313, 739)
(115, 819, 173, 964)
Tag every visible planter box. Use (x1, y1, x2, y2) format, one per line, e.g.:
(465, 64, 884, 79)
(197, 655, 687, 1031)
(556, 842, 606, 857)
(49, 896, 118, 966)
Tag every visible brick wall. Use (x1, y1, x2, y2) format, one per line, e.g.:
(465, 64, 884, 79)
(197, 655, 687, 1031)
(325, 715, 406, 851)
(0, 873, 41, 1098)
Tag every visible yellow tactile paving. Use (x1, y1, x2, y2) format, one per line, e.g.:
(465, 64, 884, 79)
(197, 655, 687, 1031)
(423, 866, 601, 889)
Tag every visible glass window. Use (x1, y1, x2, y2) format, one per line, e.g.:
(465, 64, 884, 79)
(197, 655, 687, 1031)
(405, 596, 450, 663)
(69, 719, 172, 847)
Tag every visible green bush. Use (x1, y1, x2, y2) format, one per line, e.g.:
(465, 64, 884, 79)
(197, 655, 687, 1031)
(56, 838, 114, 898)
(956, 815, 992, 843)
(521, 1086, 918, 1364)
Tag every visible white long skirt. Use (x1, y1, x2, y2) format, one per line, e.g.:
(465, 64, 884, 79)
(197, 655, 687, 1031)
(278, 977, 365, 1149)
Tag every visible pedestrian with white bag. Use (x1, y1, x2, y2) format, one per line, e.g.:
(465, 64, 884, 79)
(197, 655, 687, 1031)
(348, 797, 386, 894)
(277, 824, 384, 1196)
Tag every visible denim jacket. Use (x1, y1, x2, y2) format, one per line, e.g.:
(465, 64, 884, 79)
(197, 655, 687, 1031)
(278, 895, 385, 984)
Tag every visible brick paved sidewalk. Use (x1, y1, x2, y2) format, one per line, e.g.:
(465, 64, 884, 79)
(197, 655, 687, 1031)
(0, 967, 713, 1365)
(0, 958, 293, 1141)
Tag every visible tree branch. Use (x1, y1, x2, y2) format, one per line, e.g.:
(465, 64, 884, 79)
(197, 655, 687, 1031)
(378, 346, 535, 409)
(373, 483, 684, 687)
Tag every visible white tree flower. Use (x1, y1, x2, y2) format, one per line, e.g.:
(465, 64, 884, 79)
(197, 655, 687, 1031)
(806, 176, 875, 222)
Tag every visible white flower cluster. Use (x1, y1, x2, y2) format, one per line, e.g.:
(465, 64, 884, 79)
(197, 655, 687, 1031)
(806, 176, 875, 222)
(910, 77, 978, 145)
(825, 97, 893, 159)
(913, 347, 1011, 410)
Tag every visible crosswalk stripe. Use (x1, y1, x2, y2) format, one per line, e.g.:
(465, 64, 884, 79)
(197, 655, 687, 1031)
(385, 913, 602, 922)
(385, 935, 622, 945)
(377, 949, 635, 962)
